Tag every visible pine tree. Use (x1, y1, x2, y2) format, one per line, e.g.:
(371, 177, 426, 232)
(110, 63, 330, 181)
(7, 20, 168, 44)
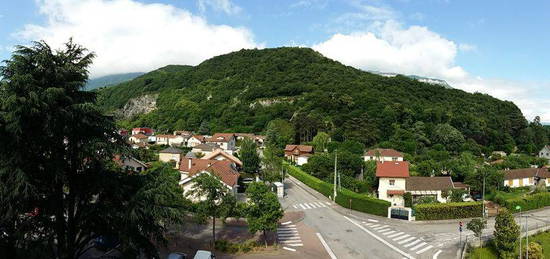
(493, 209, 520, 258)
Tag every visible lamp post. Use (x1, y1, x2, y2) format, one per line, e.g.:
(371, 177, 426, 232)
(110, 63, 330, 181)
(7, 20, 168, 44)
(333, 150, 338, 201)
(517, 205, 522, 259)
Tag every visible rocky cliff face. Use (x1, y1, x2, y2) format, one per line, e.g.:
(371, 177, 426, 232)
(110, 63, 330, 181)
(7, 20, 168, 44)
(115, 94, 158, 120)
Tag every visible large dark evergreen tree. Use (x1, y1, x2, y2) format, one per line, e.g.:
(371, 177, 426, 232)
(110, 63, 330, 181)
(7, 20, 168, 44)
(0, 40, 186, 258)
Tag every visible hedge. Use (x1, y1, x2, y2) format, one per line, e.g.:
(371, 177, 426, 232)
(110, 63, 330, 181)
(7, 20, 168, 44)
(415, 202, 483, 220)
(286, 165, 390, 216)
(503, 192, 550, 212)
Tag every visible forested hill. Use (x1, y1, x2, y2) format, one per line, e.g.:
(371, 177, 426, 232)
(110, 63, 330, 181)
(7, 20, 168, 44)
(97, 47, 543, 153)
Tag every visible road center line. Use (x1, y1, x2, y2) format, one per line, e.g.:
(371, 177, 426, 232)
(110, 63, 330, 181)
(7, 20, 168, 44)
(316, 233, 337, 259)
(343, 216, 415, 259)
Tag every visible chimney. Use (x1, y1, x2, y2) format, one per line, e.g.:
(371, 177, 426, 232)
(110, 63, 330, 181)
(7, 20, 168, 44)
(188, 158, 192, 170)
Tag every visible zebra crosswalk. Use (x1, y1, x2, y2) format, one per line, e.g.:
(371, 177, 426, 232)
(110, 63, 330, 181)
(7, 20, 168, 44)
(278, 221, 303, 252)
(291, 201, 331, 210)
(361, 221, 442, 257)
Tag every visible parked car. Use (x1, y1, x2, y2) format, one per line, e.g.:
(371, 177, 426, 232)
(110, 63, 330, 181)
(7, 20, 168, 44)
(167, 252, 187, 259)
(194, 250, 215, 259)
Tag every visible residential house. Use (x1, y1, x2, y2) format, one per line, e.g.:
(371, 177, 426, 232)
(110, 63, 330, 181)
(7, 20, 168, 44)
(503, 167, 550, 188)
(192, 143, 221, 156)
(284, 145, 314, 166)
(539, 145, 550, 162)
(453, 182, 471, 192)
(187, 135, 206, 147)
(129, 133, 149, 144)
(376, 161, 409, 206)
(174, 130, 193, 137)
(234, 133, 266, 147)
(179, 158, 240, 200)
(377, 161, 459, 206)
(156, 134, 185, 146)
(235, 133, 255, 140)
(202, 149, 243, 169)
(114, 155, 148, 173)
(206, 133, 236, 152)
(406, 176, 454, 203)
(364, 148, 404, 162)
(132, 127, 154, 136)
(159, 147, 184, 167)
(118, 129, 129, 137)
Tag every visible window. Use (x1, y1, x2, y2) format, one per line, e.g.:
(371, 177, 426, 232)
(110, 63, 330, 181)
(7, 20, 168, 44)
(389, 180, 395, 186)
(392, 157, 398, 161)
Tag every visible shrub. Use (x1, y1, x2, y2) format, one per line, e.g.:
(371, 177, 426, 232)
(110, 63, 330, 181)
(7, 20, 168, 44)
(527, 242, 544, 259)
(214, 240, 259, 254)
(286, 165, 390, 216)
(415, 202, 482, 220)
(503, 192, 550, 211)
(404, 192, 412, 208)
(494, 209, 520, 258)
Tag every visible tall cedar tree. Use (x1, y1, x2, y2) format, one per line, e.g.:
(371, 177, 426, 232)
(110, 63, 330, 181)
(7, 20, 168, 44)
(0, 41, 186, 258)
(493, 209, 520, 258)
(245, 182, 284, 247)
(240, 138, 260, 175)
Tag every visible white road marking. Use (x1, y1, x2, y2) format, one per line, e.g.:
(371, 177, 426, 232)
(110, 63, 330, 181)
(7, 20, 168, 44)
(404, 239, 421, 248)
(288, 243, 304, 247)
(365, 223, 374, 226)
(367, 219, 379, 222)
(317, 202, 327, 207)
(343, 216, 415, 259)
(398, 237, 416, 244)
(325, 202, 331, 205)
(316, 233, 337, 259)
(383, 231, 396, 236)
(410, 242, 427, 251)
(280, 240, 303, 243)
(277, 227, 297, 230)
(378, 228, 392, 233)
(281, 221, 293, 225)
(373, 225, 388, 230)
(416, 245, 433, 254)
(278, 233, 300, 237)
(393, 234, 411, 241)
(433, 250, 442, 259)
(283, 247, 296, 252)
(387, 232, 404, 238)
(299, 204, 306, 210)
(303, 203, 311, 209)
(293, 205, 298, 209)
(370, 224, 380, 228)
(278, 236, 301, 240)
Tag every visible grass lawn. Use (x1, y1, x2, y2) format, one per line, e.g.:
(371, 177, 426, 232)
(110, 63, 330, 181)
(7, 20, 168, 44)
(468, 230, 550, 258)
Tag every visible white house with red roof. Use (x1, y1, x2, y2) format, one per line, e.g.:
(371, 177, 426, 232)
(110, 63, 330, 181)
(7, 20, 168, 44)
(131, 127, 154, 136)
(205, 133, 236, 152)
(129, 133, 149, 144)
(284, 145, 314, 165)
(156, 134, 185, 146)
(187, 135, 206, 147)
(364, 148, 403, 162)
(179, 157, 240, 201)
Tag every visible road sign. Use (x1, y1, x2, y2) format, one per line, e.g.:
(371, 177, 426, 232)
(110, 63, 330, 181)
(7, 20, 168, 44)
(459, 226, 462, 232)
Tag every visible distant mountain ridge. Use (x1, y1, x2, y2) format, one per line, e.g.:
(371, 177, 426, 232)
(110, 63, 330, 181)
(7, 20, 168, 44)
(85, 72, 145, 90)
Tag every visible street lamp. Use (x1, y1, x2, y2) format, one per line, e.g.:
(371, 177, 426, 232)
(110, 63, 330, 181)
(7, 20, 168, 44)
(516, 205, 522, 259)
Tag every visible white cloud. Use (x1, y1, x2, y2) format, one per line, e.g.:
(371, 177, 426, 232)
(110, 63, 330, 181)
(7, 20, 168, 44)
(197, 0, 242, 15)
(458, 43, 477, 52)
(290, 0, 328, 9)
(313, 20, 550, 121)
(16, 0, 259, 78)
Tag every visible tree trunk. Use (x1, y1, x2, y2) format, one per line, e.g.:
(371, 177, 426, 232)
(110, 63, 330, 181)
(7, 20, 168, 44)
(263, 230, 267, 248)
(212, 216, 216, 248)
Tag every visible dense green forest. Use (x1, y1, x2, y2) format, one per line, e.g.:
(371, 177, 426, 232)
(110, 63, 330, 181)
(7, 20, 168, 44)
(97, 47, 550, 155)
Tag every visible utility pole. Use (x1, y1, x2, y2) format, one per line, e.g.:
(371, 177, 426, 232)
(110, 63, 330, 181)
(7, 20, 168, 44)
(333, 150, 338, 201)
(526, 214, 529, 259)
(482, 170, 486, 218)
(518, 206, 522, 259)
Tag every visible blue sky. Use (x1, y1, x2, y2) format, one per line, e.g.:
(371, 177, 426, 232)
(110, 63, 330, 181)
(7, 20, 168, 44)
(1, 0, 549, 121)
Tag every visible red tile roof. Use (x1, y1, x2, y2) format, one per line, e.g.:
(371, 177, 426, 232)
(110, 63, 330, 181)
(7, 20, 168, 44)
(179, 158, 239, 186)
(202, 149, 243, 167)
(376, 161, 410, 178)
(503, 168, 550, 180)
(387, 190, 405, 195)
(284, 145, 313, 153)
(131, 133, 148, 139)
(365, 148, 403, 157)
(206, 133, 235, 143)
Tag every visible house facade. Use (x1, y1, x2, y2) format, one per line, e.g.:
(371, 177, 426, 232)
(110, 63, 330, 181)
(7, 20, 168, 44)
(187, 135, 206, 147)
(179, 158, 240, 201)
(192, 143, 221, 156)
(129, 133, 149, 144)
(284, 145, 314, 165)
(114, 155, 148, 173)
(159, 147, 184, 167)
(156, 134, 185, 146)
(364, 148, 404, 162)
(376, 161, 409, 206)
(503, 168, 550, 188)
(206, 133, 236, 152)
(539, 146, 550, 162)
(132, 127, 154, 136)
(406, 176, 454, 203)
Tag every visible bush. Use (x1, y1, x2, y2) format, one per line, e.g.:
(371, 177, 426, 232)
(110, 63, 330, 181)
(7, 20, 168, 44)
(404, 192, 412, 208)
(415, 202, 482, 220)
(503, 192, 550, 211)
(214, 240, 259, 254)
(286, 165, 390, 216)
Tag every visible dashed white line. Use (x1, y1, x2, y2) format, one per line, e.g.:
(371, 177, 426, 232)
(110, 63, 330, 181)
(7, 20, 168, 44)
(299, 204, 306, 209)
(404, 239, 421, 248)
(416, 245, 433, 254)
(343, 216, 414, 259)
(383, 231, 396, 236)
(410, 242, 427, 251)
(393, 234, 411, 241)
(398, 237, 416, 244)
(367, 219, 379, 222)
(365, 223, 374, 226)
(387, 232, 404, 238)
(281, 221, 292, 225)
(280, 240, 303, 243)
(303, 203, 311, 209)
(373, 225, 388, 230)
(378, 228, 392, 233)
(433, 250, 442, 258)
(370, 224, 380, 228)
(283, 247, 296, 252)
(279, 236, 301, 240)
(316, 233, 337, 259)
(288, 243, 304, 247)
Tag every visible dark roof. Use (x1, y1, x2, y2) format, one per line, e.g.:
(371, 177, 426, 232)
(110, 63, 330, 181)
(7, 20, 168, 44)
(406, 176, 454, 191)
(160, 147, 184, 154)
(503, 168, 550, 180)
(185, 151, 197, 158)
(453, 182, 470, 190)
(376, 161, 409, 178)
(365, 148, 403, 157)
(193, 143, 220, 151)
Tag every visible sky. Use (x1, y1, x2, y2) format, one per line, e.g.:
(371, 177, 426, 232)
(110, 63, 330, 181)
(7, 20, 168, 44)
(1, 0, 549, 122)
